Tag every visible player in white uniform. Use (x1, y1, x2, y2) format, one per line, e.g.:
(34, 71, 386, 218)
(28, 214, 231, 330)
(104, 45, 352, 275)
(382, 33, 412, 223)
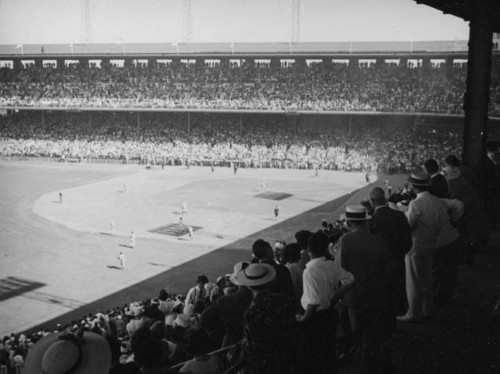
(181, 201, 188, 215)
(118, 252, 126, 269)
(129, 231, 135, 248)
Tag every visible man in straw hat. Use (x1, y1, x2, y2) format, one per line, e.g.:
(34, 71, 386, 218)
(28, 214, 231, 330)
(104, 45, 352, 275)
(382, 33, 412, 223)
(234, 263, 297, 374)
(23, 329, 112, 374)
(398, 168, 448, 323)
(367, 187, 413, 328)
(333, 204, 393, 373)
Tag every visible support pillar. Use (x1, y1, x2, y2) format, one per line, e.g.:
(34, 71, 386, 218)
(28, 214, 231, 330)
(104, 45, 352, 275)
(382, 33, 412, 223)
(463, 0, 492, 178)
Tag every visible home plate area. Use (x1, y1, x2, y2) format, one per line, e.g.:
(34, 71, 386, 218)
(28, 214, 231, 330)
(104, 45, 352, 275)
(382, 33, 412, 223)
(149, 224, 202, 237)
(254, 191, 293, 200)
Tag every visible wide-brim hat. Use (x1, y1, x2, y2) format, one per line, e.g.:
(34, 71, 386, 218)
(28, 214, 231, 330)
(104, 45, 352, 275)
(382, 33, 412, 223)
(407, 170, 432, 187)
(234, 263, 276, 287)
(229, 261, 250, 286)
(24, 331, 111, 374)
(344, 204, 370, 221)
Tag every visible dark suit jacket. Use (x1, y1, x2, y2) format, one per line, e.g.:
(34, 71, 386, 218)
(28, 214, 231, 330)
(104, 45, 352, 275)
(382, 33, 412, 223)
(367, 205, 412, 264)
(262, 260, 295, 297)
(430, 173, 449, 198)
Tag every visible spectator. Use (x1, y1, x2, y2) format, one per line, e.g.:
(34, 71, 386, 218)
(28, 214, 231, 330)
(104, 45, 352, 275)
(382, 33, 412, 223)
(296, 231, 353, 374)
(367, 187, 413, 328)
(23, 329, 112, 374)
(399, 169, 448, 322)
(235, 263, 297, 374)
(251, 239, 295, 296)
(334, 205, 393, 373)
(200, 262, 253, 348)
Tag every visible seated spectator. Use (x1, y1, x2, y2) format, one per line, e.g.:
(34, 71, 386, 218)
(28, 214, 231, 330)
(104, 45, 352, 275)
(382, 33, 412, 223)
(130, 326, 170, 373)
(179, 329, 225, 374)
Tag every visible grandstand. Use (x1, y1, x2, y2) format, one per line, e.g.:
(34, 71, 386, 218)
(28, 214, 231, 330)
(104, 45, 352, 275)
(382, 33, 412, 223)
(1, 0, 500, 372)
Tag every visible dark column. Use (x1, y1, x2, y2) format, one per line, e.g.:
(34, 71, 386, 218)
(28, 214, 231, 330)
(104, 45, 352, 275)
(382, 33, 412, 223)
(270, 58, 280, 69)
(13, 59, 23, 71)
(295, 57, 307, 69)
(421, 57, 431, 69)
(463, 0, 492, 177)
(35, 58, 43, 68)
(323, 58, 332, 70)
(445, 56, 454, 78)
(57, 58, 65, 70)
(80, 58, 89, 69)
(220, 58, 230, 70)
(349, 58, 358, 69)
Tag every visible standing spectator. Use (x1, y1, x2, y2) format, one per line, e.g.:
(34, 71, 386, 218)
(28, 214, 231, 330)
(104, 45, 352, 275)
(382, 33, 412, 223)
(185, 275, 210, 309)
(251, 239, 294, 296)
(334, 205, 393, 373)
(295, 230, 312, 270)
(399, 169, 447, 322)
(280, 243, 304, 304)
(433, 198, 464, 307)
(367, 187, 412, 328)
(444, 155, 489, 264)
(296, 231, 353, 374)
(424, 158, 449, 198)
(235, 263, 297, 374)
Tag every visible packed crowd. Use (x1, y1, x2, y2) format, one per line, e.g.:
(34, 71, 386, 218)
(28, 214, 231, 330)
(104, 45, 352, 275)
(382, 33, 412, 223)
(0, 111, 462, 173)
(2, 149, 499, 374)
(1, 62, 499, 115)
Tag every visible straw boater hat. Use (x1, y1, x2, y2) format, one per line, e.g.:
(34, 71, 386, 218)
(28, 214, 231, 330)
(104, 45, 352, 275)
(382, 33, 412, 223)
(23, 330, 111, 374)
(407, 169, 432, 187)
(344, 204, 370, 221)
(235, 263, 276, 287)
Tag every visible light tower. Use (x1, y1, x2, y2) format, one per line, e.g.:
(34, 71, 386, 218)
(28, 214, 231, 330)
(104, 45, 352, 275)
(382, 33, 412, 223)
(81, 0, 91, 44)
(291, 0, 300, 43)
(183, 0, 193, 43)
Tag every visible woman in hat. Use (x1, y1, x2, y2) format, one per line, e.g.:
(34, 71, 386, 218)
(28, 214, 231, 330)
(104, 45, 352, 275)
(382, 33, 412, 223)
(23, 329, 112, 374)
(234, 263, 297, 374)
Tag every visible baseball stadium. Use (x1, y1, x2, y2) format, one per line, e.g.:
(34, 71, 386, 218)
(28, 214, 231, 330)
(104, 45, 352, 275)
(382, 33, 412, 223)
(1, 1, 500, 373)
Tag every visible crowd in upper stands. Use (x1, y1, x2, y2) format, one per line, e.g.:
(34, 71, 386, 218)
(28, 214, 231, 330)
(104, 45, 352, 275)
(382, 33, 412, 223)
(0, 111, 462, 173)
(0, 61, 499, 115)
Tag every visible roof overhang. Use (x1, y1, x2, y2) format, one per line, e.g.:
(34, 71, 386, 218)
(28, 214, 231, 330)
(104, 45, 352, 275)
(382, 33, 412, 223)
(414, 0, 500, 34)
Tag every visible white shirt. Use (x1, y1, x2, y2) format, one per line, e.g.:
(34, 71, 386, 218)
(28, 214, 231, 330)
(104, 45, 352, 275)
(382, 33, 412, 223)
(301, 256, 352, 311)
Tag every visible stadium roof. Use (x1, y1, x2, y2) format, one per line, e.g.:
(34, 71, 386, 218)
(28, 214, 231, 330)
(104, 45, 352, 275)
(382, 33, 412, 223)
(0, 40, 470, 59)
(414, 0, 500, 34)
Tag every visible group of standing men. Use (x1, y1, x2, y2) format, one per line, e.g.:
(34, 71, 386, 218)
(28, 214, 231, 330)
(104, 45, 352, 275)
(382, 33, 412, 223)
(228, 152, 496, 374)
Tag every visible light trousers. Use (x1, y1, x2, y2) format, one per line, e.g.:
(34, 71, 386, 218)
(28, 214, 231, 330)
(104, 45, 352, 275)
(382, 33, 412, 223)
(405, 253, 434, 318)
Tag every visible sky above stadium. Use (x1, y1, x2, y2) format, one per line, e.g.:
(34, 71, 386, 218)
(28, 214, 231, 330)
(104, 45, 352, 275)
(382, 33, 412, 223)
(0, 0, 470, 45)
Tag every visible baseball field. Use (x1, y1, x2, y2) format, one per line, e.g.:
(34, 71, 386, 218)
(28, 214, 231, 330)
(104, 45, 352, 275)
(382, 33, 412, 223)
(0, 161, 382, 337)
